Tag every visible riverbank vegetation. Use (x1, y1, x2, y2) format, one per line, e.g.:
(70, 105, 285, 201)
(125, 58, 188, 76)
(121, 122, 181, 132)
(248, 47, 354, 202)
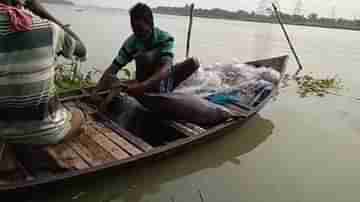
(153, 5, 360, 31)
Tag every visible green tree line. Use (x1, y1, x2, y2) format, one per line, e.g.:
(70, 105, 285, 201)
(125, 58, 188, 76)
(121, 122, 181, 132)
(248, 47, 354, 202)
(153, 5, 360, 31)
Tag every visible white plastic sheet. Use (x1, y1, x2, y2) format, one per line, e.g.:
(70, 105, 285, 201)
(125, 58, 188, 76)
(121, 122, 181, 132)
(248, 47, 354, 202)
(175, 61, 280, 96)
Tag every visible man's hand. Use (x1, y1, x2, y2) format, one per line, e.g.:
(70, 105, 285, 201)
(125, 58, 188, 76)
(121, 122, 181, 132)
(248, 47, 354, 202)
(125, 81, 147, 97)
(89, 73, 112, 104)
(89, 90, 102, 104)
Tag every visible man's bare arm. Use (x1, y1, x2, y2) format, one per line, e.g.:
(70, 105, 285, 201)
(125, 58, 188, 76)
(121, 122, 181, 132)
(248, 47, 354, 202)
(26, 0, 82, 42)
(142, 60, 172, 90)
(95, 63, 123, 92)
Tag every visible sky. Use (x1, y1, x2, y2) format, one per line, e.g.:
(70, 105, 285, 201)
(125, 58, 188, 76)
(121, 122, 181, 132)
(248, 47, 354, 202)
(73, 0, 360, 19)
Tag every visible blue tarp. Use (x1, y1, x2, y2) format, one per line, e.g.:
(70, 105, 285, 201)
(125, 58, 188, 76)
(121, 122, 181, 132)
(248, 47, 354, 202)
(207, 80, 273, 106)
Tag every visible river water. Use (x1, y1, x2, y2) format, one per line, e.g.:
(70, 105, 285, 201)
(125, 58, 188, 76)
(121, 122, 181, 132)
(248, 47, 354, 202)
(22, 4, 360, 202)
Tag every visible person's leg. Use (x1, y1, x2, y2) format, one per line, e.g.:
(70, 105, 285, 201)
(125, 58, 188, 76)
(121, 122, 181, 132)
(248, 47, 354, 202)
(62, 107, 85, 142)
(12, 108, 85, 173)
(0, 108, 85, 175)
(0, 143, 17, 173)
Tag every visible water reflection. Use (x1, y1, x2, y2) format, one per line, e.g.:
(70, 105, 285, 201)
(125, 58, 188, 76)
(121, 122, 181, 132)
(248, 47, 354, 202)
(22, 114, 274, 202)
(120, 114, 275, 202)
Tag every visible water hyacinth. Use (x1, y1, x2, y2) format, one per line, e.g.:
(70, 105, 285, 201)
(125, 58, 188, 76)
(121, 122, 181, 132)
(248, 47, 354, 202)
(54, 63, 98, 93)
(295, 74, 343, 97)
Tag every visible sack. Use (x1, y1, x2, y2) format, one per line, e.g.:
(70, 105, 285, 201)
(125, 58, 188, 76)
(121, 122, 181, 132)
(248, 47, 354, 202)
(136, 93, 234, 126)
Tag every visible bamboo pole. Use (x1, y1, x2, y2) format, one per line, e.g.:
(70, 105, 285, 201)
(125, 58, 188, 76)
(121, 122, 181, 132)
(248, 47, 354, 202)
(272, 3, 304, 75)
(186, 4, 195, 58)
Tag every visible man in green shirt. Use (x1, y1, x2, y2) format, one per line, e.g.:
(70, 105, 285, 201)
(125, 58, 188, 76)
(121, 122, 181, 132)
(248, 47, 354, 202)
(94, 3, 199, 110)
(92, 3, 199, 134)
(95, 3, 175, 96)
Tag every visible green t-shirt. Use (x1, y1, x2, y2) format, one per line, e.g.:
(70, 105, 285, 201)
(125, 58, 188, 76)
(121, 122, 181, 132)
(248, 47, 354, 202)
(113, 27, 175, 69)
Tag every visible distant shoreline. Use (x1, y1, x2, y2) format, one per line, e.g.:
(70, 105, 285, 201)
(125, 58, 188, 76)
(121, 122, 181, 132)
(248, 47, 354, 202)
(154, 12, 360, 32)
(41, 3, 360, 31)
(40, 0, 74, 5)
(153, 6, 360, 32)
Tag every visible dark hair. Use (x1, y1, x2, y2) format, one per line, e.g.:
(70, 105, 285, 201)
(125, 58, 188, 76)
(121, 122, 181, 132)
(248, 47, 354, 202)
(129, 3, 154, 27)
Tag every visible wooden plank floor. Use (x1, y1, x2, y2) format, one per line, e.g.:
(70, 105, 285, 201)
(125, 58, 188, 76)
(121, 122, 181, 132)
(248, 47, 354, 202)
(86, 126, 130, 160)
(69, 100, 153, 152)
(45, 107, 146, 171)
(91, 123, 143, 156)
(67, 139, 99, 167)
(76, 132, 115, 166)
(101, 118, 153, 152)
(46, 144, 89, 170)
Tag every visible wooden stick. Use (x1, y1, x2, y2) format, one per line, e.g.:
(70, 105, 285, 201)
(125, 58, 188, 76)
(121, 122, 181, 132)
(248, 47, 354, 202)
(186, 4, 195, 58)
(272, 3, 303, 75)
(90, 83, 128, 98)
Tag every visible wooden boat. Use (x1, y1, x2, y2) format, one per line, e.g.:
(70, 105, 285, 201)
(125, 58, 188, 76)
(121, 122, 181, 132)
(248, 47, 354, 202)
(0, 55, 288, 192)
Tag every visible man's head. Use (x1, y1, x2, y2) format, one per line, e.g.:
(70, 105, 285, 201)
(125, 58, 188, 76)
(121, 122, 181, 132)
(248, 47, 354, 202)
(129, 3, 154, 41)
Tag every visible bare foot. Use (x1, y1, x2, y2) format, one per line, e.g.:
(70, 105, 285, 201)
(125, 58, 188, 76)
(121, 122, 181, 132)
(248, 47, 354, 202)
(62, 108, 85, 142)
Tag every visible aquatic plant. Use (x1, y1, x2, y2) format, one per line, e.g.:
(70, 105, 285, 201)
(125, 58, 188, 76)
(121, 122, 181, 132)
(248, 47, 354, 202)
(294, 74, 343, 97)
(54, 60, 97, 93)
(54, 60, 132, 93)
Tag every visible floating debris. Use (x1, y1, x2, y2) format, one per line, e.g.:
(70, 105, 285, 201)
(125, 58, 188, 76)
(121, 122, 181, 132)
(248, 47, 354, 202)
(294, 74, 343, 97)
